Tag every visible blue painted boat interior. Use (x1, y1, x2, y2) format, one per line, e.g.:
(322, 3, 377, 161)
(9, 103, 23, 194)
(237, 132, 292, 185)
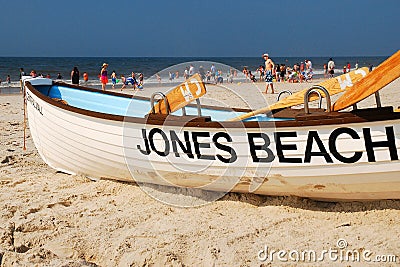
(34, 85, 293, 122)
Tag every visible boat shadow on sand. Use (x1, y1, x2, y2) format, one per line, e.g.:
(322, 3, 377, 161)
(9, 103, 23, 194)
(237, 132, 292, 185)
(100, 177, 400, 212)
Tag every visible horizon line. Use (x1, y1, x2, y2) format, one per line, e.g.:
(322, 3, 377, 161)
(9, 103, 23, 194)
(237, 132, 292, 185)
(0, 54, 390, 58)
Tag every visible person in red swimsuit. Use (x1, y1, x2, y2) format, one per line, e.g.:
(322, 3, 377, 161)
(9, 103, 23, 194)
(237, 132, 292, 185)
(100, 63, 108, 91)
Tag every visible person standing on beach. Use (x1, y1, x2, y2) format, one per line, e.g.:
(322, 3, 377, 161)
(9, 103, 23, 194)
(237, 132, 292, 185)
(263, 53, 275, 93)
(183, 67, 189, 80)
(111, 70, 117, 89)
(156, 73, 161, 83)
(138, 73, 144, 89)
(100, 63, 108, 91)
(275, 64, 280, 82)
(189, 65, 195, 76)
(199, 66, 206, 81)
(280, 64, 286, 82)
(71, 66, 80, 85)
(6, 75, 11, 85)
(257, 65, 264, 81)
(19, 68, 25, 79)
(306, 59, 312, 72)
(300, 62, 304, 73)
(242, 67, 249, 80)
(323, 63, 327, 78)
(210, 64, 216, 82)
(328, 58, 335, 78)
(19, 68, 26, 91)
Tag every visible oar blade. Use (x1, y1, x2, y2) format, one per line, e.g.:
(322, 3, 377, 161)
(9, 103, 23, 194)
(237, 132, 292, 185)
(332, 50, 400, 111)
(152, 74, 206, 114)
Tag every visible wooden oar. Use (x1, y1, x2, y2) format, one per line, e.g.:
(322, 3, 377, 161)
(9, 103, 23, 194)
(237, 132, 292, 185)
(227, 67, 369, 122)
(332, 50, 400, 111)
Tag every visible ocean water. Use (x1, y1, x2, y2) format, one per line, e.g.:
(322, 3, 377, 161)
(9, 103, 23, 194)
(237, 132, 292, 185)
(0, 56, 387, 90)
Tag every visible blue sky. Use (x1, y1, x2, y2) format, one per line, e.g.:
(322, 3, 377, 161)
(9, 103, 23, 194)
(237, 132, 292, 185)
(0, 0, 398, 57)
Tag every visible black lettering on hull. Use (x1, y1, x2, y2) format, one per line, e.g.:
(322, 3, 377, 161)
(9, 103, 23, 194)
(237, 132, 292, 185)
(136, 126, 399, 165)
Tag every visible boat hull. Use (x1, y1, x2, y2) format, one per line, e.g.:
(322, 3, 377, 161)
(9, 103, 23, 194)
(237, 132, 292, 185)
(25, 83, 400, 201)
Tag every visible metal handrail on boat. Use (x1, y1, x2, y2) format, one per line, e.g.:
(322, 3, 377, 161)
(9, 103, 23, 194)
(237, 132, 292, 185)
(353, 92, 381, 111)
(181, 98, 202, 117)
(150, 92, 170, 114)
(304, 85, 331, 114)
(151, 92, 203, 116)
(276, 90, 292, 102)
(374, 91, 382, 108)
(195, 98, 202, 116)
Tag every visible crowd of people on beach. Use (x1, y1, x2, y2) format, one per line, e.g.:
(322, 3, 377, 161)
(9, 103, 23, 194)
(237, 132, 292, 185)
(163, 54, 367, 95)
(3, 56, 375, 93)
(165, 64, 238, 85)
(249, 54, 369, 94)
(17, 63, 145, 92)
(246, 55, 315, 88)
(75, 63, 144, 91)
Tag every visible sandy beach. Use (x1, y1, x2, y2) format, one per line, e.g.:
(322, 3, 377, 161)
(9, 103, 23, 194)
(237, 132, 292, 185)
(1, 78, 400, 266)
